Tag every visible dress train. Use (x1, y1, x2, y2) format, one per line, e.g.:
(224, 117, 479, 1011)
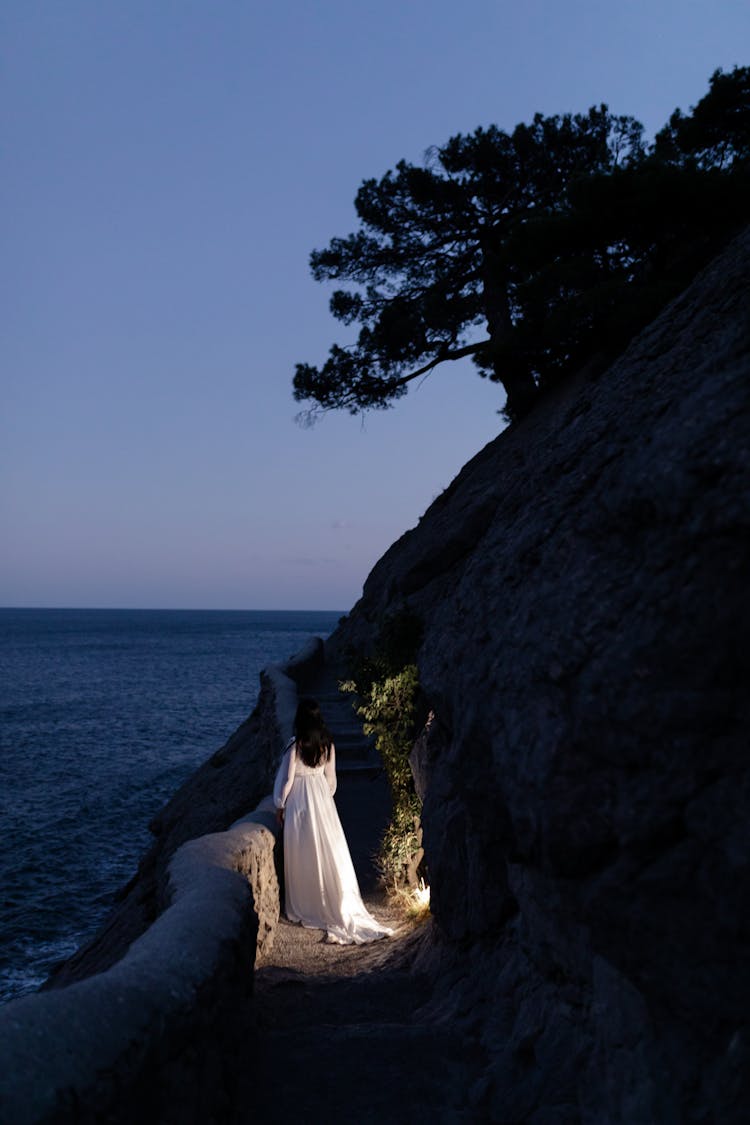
(273, 741, 392, 945)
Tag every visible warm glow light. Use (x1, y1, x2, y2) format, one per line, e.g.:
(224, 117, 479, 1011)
(414, 879, 430, 909)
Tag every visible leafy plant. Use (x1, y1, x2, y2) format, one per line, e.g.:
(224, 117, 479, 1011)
(341, 612, 425, 888)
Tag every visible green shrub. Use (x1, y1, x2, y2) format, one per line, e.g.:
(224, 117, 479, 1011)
(341, 612, 424, 887)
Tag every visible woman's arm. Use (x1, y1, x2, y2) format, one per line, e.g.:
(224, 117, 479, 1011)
(273, 743, 297, 809)
(324, 742, 337, 797)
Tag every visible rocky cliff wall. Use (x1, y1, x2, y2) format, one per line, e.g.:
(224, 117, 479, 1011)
(330, 227, 750, 1122)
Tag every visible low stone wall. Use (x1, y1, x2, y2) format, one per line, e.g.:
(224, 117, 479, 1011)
(0, 638, 323, 1124)
(0, 801, 276, 1124)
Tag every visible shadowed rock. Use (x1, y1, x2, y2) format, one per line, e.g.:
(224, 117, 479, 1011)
(329, 225, 750, 1123)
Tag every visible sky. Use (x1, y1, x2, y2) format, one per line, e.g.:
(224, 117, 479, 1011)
(2, 1, 748, 610)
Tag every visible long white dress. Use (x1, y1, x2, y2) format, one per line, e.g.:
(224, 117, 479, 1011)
(273, 739, 392, 945)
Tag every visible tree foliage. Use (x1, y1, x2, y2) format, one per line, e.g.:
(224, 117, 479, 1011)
(294, 67, 750, 422)
(655, 65, 750, 169)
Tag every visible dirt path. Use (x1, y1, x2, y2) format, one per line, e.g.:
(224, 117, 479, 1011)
(231, 666, 481, 1123)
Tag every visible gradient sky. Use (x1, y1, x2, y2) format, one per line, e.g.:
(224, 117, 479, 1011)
(2, 1, 747, 610)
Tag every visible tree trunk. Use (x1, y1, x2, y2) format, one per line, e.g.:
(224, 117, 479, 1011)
(480, 236, 539, 420)
(496, 360, 539, 421)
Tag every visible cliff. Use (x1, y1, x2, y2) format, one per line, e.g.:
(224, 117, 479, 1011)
(27, 225, 750, 1122)
(329, 226, 750, 1121)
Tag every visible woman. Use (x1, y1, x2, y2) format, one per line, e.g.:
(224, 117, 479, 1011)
(273, 697, 392, 945)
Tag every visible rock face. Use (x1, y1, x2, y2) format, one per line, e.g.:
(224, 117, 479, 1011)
(330, 227, 750, 1122)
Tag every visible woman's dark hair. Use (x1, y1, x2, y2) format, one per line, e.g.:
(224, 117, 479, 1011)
(294, 697, 332, 768)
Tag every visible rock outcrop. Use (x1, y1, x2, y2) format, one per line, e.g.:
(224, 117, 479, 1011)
(330, 226, 750, 1122)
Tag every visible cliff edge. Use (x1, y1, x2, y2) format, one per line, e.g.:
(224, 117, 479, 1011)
(37, 226, 749, 1122)
(329, 226, 750, 1122)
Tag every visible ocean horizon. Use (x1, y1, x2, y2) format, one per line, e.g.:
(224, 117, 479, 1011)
(0, 605, 346, 613)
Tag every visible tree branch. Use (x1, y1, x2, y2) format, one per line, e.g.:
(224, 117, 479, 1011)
(294, 339, 492, 426)
(389, 339, 490, 388)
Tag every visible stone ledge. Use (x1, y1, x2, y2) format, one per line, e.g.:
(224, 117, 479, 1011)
(0, 637, 322, 1124)
(0, 796, 283, 1124)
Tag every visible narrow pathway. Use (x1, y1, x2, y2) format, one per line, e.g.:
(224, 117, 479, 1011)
(308, 660, 390, 898)
(231, 661, 481, 1123)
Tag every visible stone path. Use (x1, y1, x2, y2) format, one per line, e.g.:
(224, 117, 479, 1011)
(231, 663, 481, 1123)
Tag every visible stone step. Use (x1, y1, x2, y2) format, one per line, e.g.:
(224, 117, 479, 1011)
(337, 749, 378, 763)
(327, 731, 373, 752)
(328, 717, 366, 730)
(331, 731, 375, 744)
(299, 664, 383, 774)
(326, 712, 364, 728)
(337, 762, 382, 775)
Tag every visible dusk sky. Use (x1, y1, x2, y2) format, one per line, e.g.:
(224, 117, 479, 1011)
(2, 1, 747, 610)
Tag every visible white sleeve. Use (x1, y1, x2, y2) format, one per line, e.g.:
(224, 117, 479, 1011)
(324, 742, 337, 797)
(273, 743, 297, 809)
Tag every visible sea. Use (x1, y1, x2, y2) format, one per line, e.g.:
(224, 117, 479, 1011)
(0, 607, 342, 1005)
